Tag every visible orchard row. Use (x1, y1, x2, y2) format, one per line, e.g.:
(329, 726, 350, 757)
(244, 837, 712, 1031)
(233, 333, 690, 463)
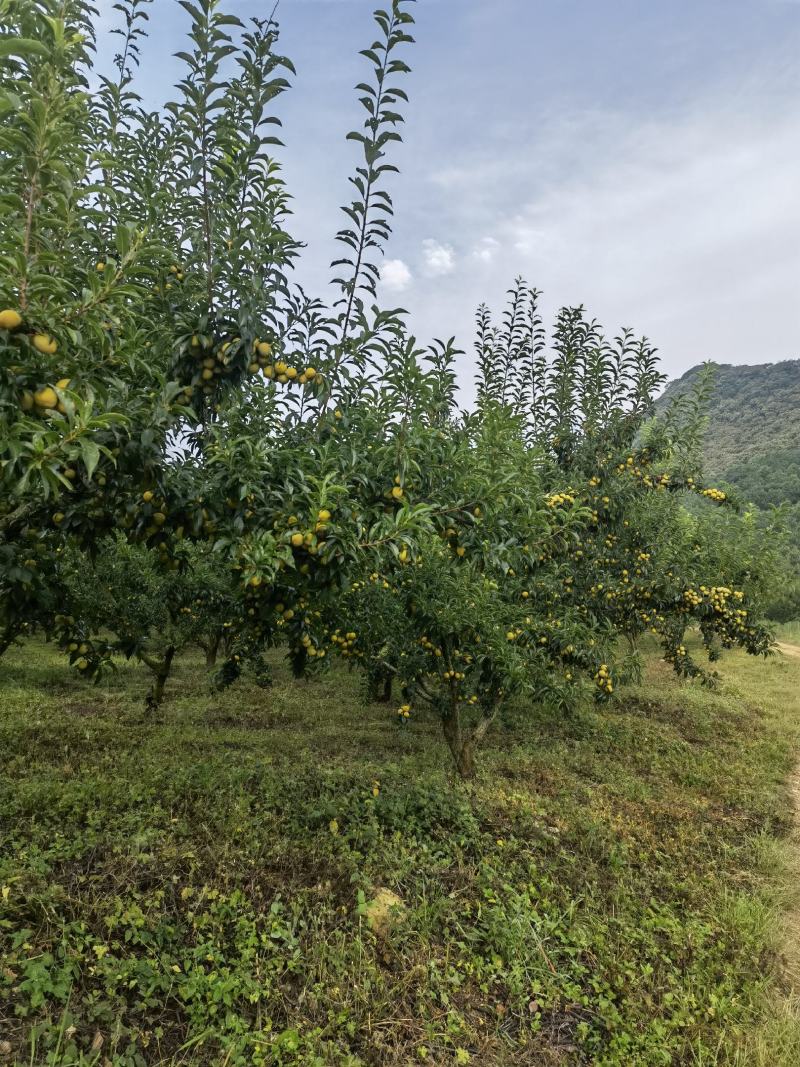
(0, 0, 779, 776)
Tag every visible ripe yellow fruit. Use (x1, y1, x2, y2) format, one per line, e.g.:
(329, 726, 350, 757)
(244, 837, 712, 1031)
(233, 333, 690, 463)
(54, 378, 71, 414)
(305, 367, 317, 380)
(34, 386, 58, 409)
(0, 308, 22, 330)
(456, 546, 466, 557)
(96, 262, 105, 272)
(142, 490, 154, 503)
(318, 509, 331, 522)
(76, 658, 89, 671)
(391, 486, 404, 500)
(53, 512, 65, 525)
(256, 341, 272, 357)
(32, 333, 58, 355)
(291, 532, 304, 547)
(286, 367, 298, 380)
(249, 576, 262, 588)
(201, 368, 214, 381)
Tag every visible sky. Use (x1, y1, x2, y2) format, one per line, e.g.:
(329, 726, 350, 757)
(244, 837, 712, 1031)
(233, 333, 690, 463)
(97, 0, 800, 391)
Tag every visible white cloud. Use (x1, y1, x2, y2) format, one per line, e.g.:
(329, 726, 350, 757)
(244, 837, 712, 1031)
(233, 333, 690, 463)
(472, 237, 500, 264)
(380, 258, 413, 292)
(405, 91, 800, 392)
(421, 239, 456, 277)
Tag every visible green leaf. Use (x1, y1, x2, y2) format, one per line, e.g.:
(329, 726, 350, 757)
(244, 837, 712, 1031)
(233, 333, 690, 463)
(0, 38, 50, 59)
(80, 441, 101, 481)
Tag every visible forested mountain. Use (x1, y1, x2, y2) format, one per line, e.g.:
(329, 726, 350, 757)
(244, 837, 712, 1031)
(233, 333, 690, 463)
(657, 359, 800, 507)
(657, 359, 800, 621)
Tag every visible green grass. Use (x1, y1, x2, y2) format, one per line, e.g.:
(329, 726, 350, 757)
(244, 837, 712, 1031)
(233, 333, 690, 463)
(1, 640, 800, 1065)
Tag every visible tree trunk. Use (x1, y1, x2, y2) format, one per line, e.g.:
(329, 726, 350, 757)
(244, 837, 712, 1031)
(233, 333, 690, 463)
(441, 702, 499, 780)
(452, 735, 476, 778)
(367, 666, 393, 703)
(142, 645, 176, 710)
(204, 633, 220, 668)
(381, 671, 393, 703)
(441, 706, 474, 779)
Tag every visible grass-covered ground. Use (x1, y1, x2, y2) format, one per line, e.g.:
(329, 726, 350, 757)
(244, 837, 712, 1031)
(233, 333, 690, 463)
(2, 640, 800, 1066)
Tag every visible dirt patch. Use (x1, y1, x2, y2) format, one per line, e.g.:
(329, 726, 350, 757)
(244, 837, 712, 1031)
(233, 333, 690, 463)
(778, 643, 800, 660)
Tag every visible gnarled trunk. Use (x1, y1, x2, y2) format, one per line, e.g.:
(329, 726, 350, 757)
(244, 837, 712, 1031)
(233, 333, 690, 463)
(204, 633, 221, 668)
(441, 701, 499, 780)
(367, 666, 393, 704)
(141, 645, 176, 711)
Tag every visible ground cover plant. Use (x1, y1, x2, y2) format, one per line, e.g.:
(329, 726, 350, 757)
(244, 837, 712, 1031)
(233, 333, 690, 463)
(1, 640, 800, 1065)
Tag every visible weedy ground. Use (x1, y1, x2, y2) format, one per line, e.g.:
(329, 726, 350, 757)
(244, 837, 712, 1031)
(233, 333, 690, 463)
(1, 639, 800, 1066)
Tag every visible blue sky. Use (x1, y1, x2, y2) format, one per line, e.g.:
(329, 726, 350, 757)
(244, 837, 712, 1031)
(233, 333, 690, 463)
(99, 0, 800, 387)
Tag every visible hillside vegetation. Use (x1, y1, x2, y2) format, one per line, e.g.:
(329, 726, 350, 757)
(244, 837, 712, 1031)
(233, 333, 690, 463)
(658, 360, 800, 507)
(658, 360, 800, 622)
